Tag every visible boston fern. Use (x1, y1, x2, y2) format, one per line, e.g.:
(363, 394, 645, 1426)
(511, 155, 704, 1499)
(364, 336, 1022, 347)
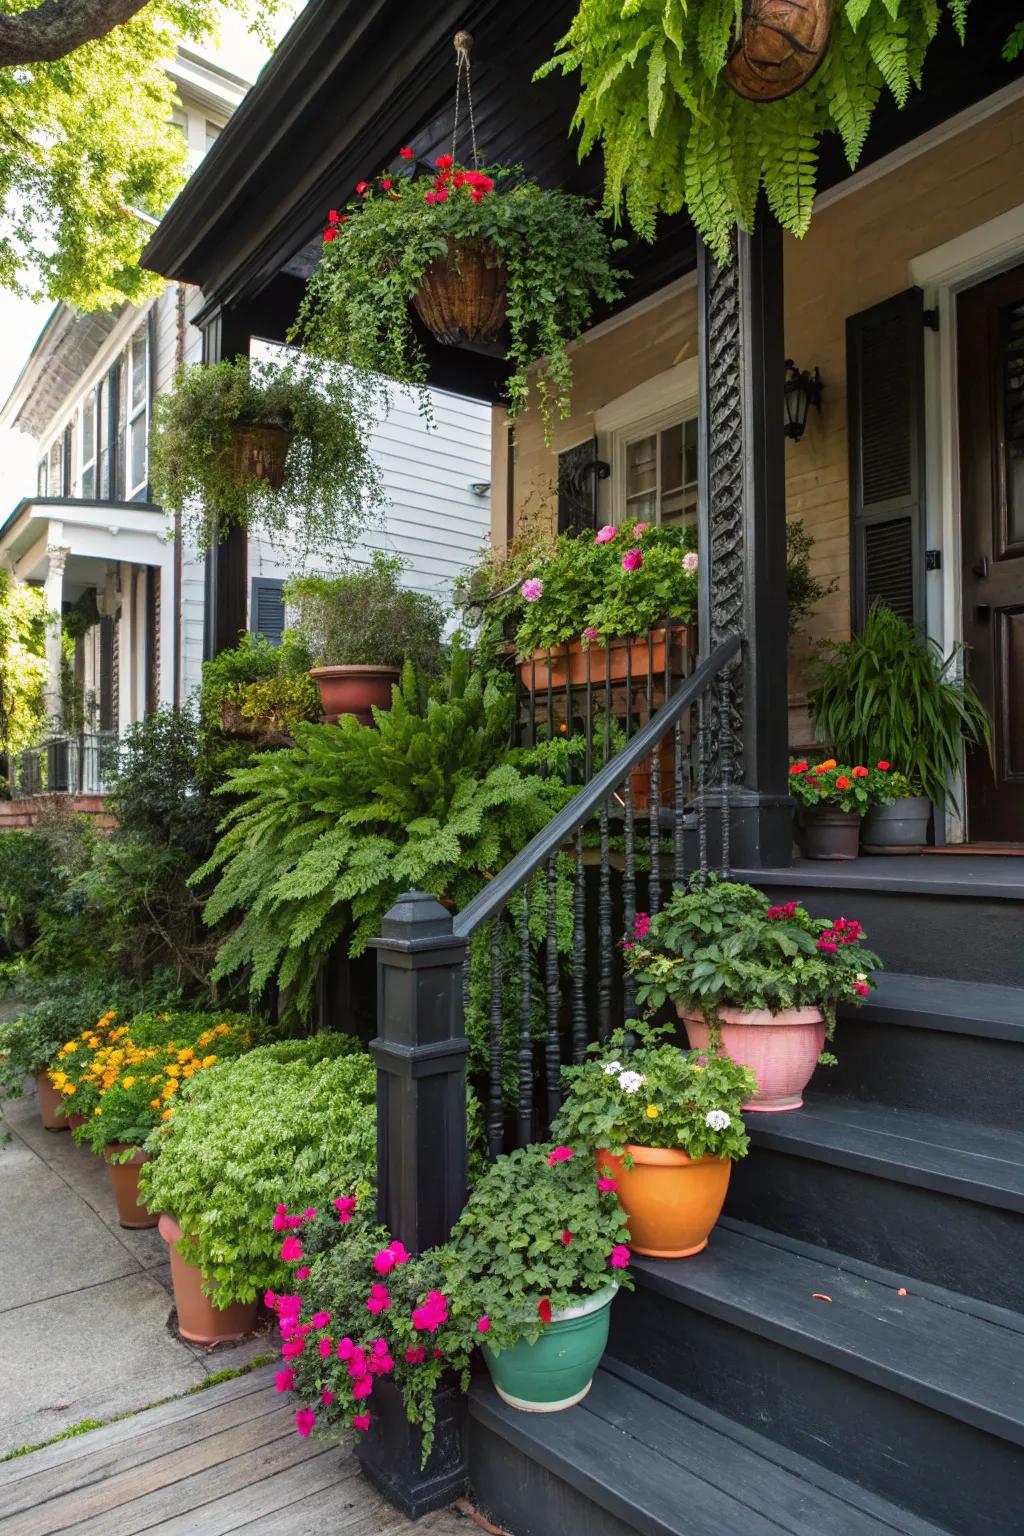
(293, 157, 625, 440)
(538, 1, 971, 260)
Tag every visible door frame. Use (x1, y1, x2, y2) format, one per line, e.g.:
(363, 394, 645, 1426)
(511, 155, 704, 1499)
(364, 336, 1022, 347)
(910, 201, 1024, 841)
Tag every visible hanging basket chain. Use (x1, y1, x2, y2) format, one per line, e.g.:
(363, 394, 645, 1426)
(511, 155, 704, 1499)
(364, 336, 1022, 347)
(451, 30, 480, 170)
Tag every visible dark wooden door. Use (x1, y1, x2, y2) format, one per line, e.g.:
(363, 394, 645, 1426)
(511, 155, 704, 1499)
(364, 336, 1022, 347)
(958, 265, 1024, 842)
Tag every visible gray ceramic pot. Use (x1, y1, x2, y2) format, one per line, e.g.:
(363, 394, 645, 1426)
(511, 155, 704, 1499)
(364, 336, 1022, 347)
(861, 796, 931, 852)
(800, 805, 861, 860)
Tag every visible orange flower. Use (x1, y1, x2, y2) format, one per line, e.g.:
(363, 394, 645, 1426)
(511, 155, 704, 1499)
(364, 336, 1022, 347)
(819, 759, 837, 771)
(851, 766, 869, 778)
(835, 774, 852, 790)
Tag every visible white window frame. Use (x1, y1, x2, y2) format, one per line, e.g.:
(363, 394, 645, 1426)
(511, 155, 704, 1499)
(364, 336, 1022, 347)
(125, 327, 149, 499)
(78, 389, 97, 499)
(594, 361, 700, 526)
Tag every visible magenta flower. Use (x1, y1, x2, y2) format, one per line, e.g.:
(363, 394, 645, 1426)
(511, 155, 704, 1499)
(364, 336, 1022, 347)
(633, 911, 650, 939)
(333, 1195, 358, 1224)
(280, 1337, 305, 1360)
(368, 1348, 395, 1377)
(610, 1244, 631, 1269)
(264, 1289, 276, 1308)
(303, 1208, 317, 1221)
(388, 1240, 410, 1266)
(274, 1368, 294, 1393)
(683, 551, 699, 574)
(373, 1247, 397, 1275)
(411, 1290, 449, 1332)
(366, 1284, 391, 1315)
(561, 1229, 573, 1247)
(477, 1316, 491, 1334)
(621, 547, 643, 572)
(596, 1176, 618, 1193)
(352, 1376, 374, 1401)
(318, 1337, 334, 1359)
(816, 937, 838, 954)
(295, 1408, 316, 1438)
(582, 626, 600, 642)
(855, 980, 870, 997)
(311, 1311, 330, 1329)
(295, 1266, 310, 1280)
(521, 577, 544, 602)
(547, 1145, 574, 1166)
(337, 1337, 354, 1360)
(321, 1389, 335, 1406)
(280, 1236, 303, 1263)
(352, 1413, 371, 1432)
(594, 525, 617, 545)
(272, 1211, 289, 1232)
(633, 522, 651, 535)
(405, 1346, 427, 1364)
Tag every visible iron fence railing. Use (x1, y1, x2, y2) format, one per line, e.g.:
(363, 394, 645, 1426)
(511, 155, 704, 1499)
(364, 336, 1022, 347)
(11, 731, 117, 798)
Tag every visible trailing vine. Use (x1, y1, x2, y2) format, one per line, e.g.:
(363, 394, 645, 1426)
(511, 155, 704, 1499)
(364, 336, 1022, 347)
(538, 1, 972, 260)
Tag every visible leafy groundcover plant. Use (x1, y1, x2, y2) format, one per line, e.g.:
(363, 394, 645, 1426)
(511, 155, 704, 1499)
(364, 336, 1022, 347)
(271, 1142, 631, 1458)
(285, 553, 447, 672)
(788, 758, 898, 815)
(294, 155, 625, 438)
(553, 1022, 754, 1163)
(139, 1037, 375, 1308)
(625, 878, 881, 1040)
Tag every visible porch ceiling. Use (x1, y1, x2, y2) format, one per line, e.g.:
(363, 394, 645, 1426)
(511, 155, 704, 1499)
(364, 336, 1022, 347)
(143, 0, 1024, 365)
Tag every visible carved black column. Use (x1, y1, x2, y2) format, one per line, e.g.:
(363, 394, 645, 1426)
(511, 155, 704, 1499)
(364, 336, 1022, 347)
(358, 892, 469, 1516)
(697, 215, 793, 868)
(197, 301, 251, 660)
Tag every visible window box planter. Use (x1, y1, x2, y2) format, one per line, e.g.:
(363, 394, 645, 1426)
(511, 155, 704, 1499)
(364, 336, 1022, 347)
(680, 1006, 826, 1113)
(799, 804, 861, 860)
(861, 796, 931, 853)
(411, 241, 508, 345)
(158, 1213, 258, 1344)
(104, 1145, 158, 1230)
(519, 625, 692, 693)
(483, 1283, 618, 1413)
(36, 1071, 68, 1132)
(596, 1145, 731, 1258)
(309, 664, 402, 726)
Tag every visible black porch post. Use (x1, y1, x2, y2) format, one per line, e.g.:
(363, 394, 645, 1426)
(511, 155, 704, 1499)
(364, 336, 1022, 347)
(697, 214, 793, 867)
(198, 302, 252, 660)
(358, 892, 469, 1516)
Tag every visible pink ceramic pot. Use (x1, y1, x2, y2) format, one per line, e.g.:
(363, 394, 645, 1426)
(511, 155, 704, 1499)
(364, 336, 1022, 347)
(680, 1005, 825, 1112)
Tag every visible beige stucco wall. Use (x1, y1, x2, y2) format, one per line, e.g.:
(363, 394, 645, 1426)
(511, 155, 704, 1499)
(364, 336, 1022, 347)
(493, 90, 1024, 685)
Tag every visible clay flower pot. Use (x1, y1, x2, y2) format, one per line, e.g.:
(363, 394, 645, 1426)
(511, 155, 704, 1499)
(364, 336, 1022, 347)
(104, 1145, 158, 1230)
(158, 1214, 258, 1344)
(680, 1006, 826, 1113)
(309, 664, 401, 726)
(520, 626, 692, 692)
(483, 1284, 618, 1412)
(36, 1072, 68, 1132)
(597, 1146, 731, 1258)
(66, 1110, 88, 1132)
(800, 805, 861, 860)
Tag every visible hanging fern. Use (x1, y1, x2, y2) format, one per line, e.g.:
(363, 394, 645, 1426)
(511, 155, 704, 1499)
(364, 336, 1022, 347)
(538, 1, 971, 261)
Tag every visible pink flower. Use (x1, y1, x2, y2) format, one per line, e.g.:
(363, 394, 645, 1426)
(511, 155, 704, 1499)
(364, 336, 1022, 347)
(303, 1208, 317, 1221)
(621, 547, 644, 572)
(311, 1311, 330, 1329)
(280, 1337, 305, 1360)
(477, 1316, 491, 1334)
(296, 1267, 310, 1280)
(368, 1348, 395, 1377)
(276, 1294, 301, 1317)
(337, 1338, 354, 1360)
(633, 911, 650, 940)
(373, 1248, 397, 1275)
(597, 1176, 618, 1193)
(272, 1212, 289, 1232)
(411, 1290, 449, 1331)
(389, 1241, 410, 1266)
(817, 938, 838, 954)
(521, 578, 543, 602)
(352, 1413, 371, 1432)
(594, 525, 617, 545)
(318, 1337, 334, 1359)
(264, 1289, 277, 1308)
(322, 1389, 335, 1406)
(352, 1376, 374, 1401)
(333, 1195, 358, 1224)
(582, 626, 600, 641)
(274, 1368, 294, 1393)
(405, 1346, 426, 1364)
(547, 1145, 574, 1166)
(295, 1408, 317, 1438)
(855, 981, 870, 997)
(610, 1245, 631, 1269)
(683, 551, 699, 574)
(280, 1236, 303, 1262)
(424, 191, 436, 204)
(633, 522, 651, 535)
(561, 1229, 573, 1247)
(366, 1284, 391, 1315)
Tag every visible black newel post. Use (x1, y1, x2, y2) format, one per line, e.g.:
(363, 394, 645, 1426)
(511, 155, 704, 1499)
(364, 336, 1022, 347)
(697, 212, 793, 868)
(197, 300, 251, 661)
(357, 892, 469, 1517)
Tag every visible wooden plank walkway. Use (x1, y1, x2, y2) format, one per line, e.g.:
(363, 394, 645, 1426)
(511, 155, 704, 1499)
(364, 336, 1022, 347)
(0, 1365, 471, 1535)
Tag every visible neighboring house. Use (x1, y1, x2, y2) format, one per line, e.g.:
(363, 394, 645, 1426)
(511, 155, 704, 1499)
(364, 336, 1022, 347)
(0, 49, 491, 813)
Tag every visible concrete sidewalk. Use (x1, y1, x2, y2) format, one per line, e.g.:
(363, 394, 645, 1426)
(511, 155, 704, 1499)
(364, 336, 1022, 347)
(0, 1078, 272, 1459)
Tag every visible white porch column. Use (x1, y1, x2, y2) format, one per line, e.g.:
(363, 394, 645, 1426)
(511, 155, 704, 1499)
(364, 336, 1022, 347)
(118, 561, 135, 736)
(43, 541, 70, 726)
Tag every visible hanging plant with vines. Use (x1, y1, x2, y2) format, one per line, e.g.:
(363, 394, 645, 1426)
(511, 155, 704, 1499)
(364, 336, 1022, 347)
(537, 0, 972, 261)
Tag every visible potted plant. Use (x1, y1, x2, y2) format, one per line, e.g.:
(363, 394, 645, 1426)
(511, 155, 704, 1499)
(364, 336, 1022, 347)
(625, 880, 881, 1113)
(787, 758, 891, 860)
(48, 1007, 133, 1130)
(552, 1023, 754, 1258)
(140, 1037, 375, 1343)
(861, 769, 932, 852)
(76, 1012, 253, 1229)
(294, 155, 626, 442)
(149, 355, 384, 556)
(807, 602, 991, 827)
(285, 553, 447, 724)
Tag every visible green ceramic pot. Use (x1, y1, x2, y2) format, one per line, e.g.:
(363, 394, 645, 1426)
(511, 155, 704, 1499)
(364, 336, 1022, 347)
(483, 1283, 618, 1413)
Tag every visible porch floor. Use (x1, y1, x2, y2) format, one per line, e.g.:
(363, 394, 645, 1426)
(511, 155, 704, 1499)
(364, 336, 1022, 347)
(0, 1363, 469, 1536)
(734, 852, 1024, 899)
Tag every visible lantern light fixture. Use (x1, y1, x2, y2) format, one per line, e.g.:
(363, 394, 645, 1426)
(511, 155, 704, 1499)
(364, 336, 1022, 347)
(784, 359, 824, 442)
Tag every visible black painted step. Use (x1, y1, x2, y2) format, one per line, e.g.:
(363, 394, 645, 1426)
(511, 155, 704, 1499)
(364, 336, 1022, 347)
(607, 1223, 1024, 1536)
(734, 856, 1024, 988)
(727, 1096, 1024, 1308)
(824, 973, 1024, 1130)
(468, 1364, 952, 1536)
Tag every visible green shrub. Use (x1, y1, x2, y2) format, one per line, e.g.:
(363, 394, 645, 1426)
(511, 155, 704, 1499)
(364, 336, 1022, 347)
(139, 1039, 376, 1306)
(285, 552, 447, 672)
(198, 634, 320, 790)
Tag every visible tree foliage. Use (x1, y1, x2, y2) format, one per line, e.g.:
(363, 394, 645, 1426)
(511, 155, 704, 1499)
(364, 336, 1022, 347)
(0, 570, 48, 757)
(538, 0, 971, 260)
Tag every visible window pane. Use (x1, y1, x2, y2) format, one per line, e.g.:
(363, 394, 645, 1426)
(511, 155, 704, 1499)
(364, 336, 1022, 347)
(131, 332, 147, 410)
(626, 433, 657, 500)
(81, 465, 95, 499)
(683, 417, 698, 489)
(660, 421, 685, 496)
(99, 384, 110, 498)
(49, 439, 62, 487)
(37, 460, 47, 496)
(130, 415, 147, 492)
(82, 393, 95, 460)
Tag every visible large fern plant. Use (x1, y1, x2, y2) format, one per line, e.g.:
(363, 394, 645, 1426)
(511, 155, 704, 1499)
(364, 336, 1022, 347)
(538, 0, 971, 260)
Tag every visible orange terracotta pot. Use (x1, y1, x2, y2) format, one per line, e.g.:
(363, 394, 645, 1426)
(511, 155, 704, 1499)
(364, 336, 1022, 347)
(36, 1072, 68, 1132)
(104, 1145, 158, 1229)
(520, 627, 693, 692)
(158, 1214, 258, 1344)
(66, 1110, 88, 1131)
(309, 664, 401, 726)
(597, 1144, 732, 1259)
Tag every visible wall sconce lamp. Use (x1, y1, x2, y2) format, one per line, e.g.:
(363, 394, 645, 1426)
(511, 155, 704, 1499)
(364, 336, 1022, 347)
(469, 481, 492, 498)
(784, 360, 824, 442)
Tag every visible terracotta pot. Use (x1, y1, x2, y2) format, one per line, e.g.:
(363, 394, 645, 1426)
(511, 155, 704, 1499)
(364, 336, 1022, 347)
(520, 627, 693, 692)
(36, 1072, 68, 1132)
(596, 1146, 731, 1259)
(412, 241, 508, 346)
(680, 1005, 826, 1113)
(800, 805, 861, 860)
(158, 1214, 258, 1344)
(104, 1145, 158, 1229)
(309, 664, 401, 726)
(66, 1110, 88, 1131)
(221, 424, 293, 489)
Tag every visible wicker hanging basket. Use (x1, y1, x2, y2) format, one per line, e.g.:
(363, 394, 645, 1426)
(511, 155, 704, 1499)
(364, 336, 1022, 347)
(724, 0, 832, 102)
(412, 241, 508, 346)
(222, 424, 294, 489)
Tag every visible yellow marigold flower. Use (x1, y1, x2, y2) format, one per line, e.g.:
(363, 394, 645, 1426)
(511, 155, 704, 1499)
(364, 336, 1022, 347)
(62, 1084, 76, 1096)
(646, 1104, 660, 1119)
(161, 1107, 174, 1120)
(63, 1041, 78, 1054)
(122, 1076, 136, 1089)
(162, 1084, 176, 1101)
(165, 1065, 180, 1078)
(182, 1064, 197, 1078)
(150, 1098, 161, 1109)
(94, 1106, 102, 1115)
(201, 1055, 217, 1069)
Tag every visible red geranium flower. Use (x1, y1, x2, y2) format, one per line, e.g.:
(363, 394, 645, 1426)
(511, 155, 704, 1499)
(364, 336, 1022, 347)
(851, 766, 869, 778)
(355, 181, 369, 195)
(537, 1298, 552, 1325)
(435, 154, 454, 169)
(877, 760, 891, 771)
(399, 147, 415, 159)
(835, 775, 852, 790)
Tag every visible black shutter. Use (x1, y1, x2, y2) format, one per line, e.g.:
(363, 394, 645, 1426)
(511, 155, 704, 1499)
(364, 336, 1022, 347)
(846, 287, 927, 629)
(62, 424, 73, 497)
(250, 577, 286, 646)
(557, 437, 605, 535)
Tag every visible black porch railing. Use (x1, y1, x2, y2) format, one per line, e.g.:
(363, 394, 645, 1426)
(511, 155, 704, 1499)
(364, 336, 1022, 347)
(10, 731, 117, 798)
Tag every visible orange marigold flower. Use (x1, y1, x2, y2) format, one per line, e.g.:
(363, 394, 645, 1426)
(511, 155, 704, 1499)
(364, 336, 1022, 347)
(835, 775, 852, 790)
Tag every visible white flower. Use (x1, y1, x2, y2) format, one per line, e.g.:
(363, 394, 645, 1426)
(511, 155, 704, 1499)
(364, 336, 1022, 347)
(618, 1070, 646, 1094)
(856, 972, 867, 983)
(601, 1060, 624, 1075)
(705, 1109, 731, 1132)
(682, 551, 699, 574)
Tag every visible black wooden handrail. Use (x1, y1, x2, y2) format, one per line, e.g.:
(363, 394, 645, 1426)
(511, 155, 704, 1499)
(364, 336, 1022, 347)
(453, 634, 742, 939)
